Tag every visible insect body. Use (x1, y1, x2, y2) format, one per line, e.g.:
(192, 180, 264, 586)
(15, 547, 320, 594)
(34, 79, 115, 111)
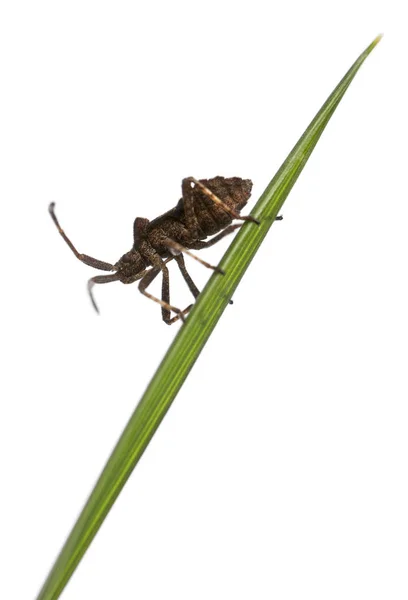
(49, 176, 270, 324)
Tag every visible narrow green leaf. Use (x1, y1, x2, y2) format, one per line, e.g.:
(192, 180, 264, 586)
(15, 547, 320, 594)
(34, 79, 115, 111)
(36, 35, 381, 600)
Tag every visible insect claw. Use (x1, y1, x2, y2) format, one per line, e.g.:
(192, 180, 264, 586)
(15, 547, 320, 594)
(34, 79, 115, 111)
(215, 266, 225, 275)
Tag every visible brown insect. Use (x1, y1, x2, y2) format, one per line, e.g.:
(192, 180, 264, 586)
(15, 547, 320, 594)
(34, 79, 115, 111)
(49, 176, 280, 324)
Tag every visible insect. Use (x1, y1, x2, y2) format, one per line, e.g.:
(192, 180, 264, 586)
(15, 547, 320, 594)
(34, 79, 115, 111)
(49, 176, 281, 324)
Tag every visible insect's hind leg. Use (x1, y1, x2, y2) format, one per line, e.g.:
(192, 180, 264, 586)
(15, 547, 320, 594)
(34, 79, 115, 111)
(49, 203, 115, 271)
(162, 237, 225, 275)
(183, 177, 259, 225)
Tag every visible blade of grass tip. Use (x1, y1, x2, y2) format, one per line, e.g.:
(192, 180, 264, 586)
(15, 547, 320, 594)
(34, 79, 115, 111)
(36, 35, 382, 600)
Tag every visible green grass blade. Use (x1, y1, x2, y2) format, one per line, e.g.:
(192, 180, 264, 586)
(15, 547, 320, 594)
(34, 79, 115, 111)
(36, 35, 381, 600)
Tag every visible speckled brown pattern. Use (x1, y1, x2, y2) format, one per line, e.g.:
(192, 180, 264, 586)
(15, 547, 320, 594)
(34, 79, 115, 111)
(49, 176, 272, 324)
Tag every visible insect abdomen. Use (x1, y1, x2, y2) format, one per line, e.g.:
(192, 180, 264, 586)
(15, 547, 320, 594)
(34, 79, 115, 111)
(195, 176, 253, 236)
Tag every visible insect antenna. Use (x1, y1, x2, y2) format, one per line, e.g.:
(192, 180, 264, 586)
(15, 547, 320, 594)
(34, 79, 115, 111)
(88, 274, 120, 314)
(49, 203, 116, 271)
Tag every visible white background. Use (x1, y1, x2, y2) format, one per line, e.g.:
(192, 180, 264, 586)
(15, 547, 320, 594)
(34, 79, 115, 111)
(1, 1, 407, 599)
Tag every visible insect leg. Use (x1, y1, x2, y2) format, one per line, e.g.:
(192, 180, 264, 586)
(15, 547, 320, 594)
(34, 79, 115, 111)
(173, 254, 233, 309)
(187, 224, 244, 250)
(174, 254, 200, 299)
(162, 237, 225, 275)
(187, 213, 282, 251)
(138, 259, 188, 324)
(183, 177, 259, 224)
(160, 259, 193, 324)
(49, 203, 115, 271)
(87, 274, 120, 313)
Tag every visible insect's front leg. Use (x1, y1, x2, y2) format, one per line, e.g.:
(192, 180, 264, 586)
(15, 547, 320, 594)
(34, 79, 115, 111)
(160, 258, 193, 324)
(138, 252, 189, 324)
